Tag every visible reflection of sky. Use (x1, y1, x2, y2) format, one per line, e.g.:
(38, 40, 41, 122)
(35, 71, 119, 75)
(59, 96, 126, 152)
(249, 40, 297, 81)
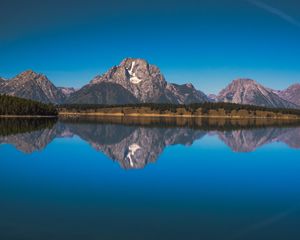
(0, 134, 300, 239)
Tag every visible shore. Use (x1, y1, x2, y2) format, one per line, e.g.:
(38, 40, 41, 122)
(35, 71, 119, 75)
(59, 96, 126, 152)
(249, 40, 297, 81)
(58, 111, 300, 120)
(0, 115, 57, 118)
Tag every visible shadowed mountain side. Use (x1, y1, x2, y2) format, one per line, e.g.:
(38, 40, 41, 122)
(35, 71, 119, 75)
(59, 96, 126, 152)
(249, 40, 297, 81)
(66, 82, 138, 104)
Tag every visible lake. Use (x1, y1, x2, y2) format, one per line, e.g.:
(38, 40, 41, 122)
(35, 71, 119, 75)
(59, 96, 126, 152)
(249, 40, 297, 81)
(0, 117, 300, 240)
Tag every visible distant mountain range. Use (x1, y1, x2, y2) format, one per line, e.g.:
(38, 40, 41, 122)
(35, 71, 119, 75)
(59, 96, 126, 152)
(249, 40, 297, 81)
(1, 58, 300, 109)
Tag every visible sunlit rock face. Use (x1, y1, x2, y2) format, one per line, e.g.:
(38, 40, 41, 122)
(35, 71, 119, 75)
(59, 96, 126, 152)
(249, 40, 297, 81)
(217, 79, 297, 109)
(89, 58, 209, 104)
(90, 58, 171, 103)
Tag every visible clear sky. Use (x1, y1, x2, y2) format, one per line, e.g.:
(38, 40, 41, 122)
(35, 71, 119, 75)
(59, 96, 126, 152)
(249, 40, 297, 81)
(1, 0, 300, 94)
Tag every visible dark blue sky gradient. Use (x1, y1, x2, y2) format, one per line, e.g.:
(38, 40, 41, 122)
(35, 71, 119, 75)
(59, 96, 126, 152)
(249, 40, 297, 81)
(1, 0, 300, 93)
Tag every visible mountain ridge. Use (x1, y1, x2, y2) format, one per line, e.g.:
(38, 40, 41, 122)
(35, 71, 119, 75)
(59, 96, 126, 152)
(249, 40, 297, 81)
(1, 58, 299, 109)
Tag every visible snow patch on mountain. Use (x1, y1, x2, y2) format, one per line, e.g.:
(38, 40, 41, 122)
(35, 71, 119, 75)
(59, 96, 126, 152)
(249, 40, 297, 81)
(127, 61, 142, 84)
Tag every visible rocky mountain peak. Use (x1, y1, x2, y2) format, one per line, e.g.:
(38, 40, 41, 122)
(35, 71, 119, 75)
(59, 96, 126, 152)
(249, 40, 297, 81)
(89, 58, 173, 103)
(120, 58, 156, 85)
(228, 78, 260, 89)
(0, 70, 65, 103)
(18, 69, 41, 79)
(218, 78, 297, 109)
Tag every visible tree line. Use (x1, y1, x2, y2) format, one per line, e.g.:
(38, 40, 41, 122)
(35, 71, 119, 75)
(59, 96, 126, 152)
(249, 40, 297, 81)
(59, 102, 300, 116)
(0, 95, 58, 116)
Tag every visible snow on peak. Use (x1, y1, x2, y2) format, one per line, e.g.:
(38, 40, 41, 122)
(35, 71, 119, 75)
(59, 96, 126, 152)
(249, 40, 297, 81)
(127, 61, 142, 84)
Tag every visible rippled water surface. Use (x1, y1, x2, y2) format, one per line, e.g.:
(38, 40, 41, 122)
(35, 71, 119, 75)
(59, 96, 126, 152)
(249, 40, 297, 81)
(1, 117, 300, 240)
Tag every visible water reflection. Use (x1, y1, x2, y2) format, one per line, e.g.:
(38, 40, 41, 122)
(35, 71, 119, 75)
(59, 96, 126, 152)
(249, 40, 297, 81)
(1, 117, 300, 169)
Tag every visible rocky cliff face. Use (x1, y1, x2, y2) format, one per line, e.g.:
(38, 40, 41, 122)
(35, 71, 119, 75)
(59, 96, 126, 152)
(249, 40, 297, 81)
(90, 58, 171, 103)
(0, 70, 65, 103)
(217, 79, 297, 109)
(275, 84, 300, 107)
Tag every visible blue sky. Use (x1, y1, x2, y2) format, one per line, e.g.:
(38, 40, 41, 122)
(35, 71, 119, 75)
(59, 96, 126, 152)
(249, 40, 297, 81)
(1, 0, 300, 93)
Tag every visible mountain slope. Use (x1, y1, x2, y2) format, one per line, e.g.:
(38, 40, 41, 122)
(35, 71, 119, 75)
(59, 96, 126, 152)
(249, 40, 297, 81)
(276, 84, 300, 107)
(66, 82, 138, 104)
(0, 70, 65, 103)
(217, 79, 297, 109)
(166, 83, 210, 104)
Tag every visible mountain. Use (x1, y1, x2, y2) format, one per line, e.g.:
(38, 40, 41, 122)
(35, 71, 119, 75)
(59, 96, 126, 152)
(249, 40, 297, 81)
(217, 79, 297, 109)
(1, 62, 299, 109)
(66, 82, 138, 104)
(166, 83, 209, 104)
(58, 87, 76, 97)
(208, 94, 218, 102)
(0, 70, 65, 103)
(90, 58, 171, 103)
(275, 84, 300, 107)
(88, 58, 210, 104)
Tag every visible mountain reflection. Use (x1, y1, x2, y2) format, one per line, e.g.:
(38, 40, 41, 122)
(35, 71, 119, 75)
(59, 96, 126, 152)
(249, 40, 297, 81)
(1, 117, 300, 168)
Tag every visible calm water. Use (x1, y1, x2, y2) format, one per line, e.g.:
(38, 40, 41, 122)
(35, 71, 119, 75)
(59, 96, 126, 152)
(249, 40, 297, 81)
(1, 117, 300, 240)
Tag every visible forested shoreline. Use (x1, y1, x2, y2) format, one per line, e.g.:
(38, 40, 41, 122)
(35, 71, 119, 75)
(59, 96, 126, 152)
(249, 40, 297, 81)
(0, 95, 58, 116)
(59, 102, 300, 119)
